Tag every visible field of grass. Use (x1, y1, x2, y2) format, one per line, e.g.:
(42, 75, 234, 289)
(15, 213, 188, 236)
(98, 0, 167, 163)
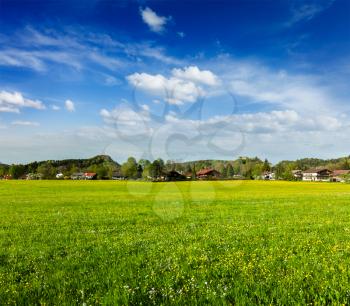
(1, 180, 350, 304)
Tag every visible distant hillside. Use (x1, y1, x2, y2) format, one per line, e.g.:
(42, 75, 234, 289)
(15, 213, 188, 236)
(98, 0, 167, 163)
(0, 155, 122, 179)
(276, 156, 350, 171)
(0, 162, 9, 168)
(29, 155, 120, 171)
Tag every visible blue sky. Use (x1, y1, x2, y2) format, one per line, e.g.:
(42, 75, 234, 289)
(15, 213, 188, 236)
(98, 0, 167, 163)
(0, 0, 349, 164)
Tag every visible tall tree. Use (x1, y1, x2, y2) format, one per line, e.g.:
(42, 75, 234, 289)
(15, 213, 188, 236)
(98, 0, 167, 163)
(37, 163, 55, 179)
(262, 159, 271, 172)
(121, 157, 138, 178)
(227, 164, 234, 178)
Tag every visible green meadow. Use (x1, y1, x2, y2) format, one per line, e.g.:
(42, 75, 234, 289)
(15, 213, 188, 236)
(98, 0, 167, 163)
(1, 180, 350, 305)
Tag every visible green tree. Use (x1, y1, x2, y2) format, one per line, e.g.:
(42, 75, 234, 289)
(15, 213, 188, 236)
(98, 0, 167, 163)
(137, 164, 143, 178)
(221, 166, 228, 178)
(227, 164, 234, 178)
(37, 163, 56, 179)
(262, 159, 271, 172)
(121, 157, 138, 179)
(9, 164, 26, 179)
(142, 163, 152, 179)
(149, 160, 163, 178)
(0, 165, 7, 177)
(252, 163, 263, 179)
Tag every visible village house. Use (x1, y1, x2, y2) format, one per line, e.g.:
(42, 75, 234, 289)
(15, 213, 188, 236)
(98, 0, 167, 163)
(262, 171, 275, 180)
(164, 170, 186, 181)
(71, 172, 85, 180)
(84, 172, 97, 180)
(196, 168, 221, 180)
(302, 168, 332, 182)
(331, 170, 350, 182)
(292, 170, 303, 180)
(26, 173, 43, 180)
(71, 172, 97, 180)
(112, 171, 125, 180)
(56, 173, 64, 179)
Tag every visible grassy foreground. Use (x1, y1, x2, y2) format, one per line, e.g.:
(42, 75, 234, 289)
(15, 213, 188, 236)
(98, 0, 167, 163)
(1, 180, 350, 305)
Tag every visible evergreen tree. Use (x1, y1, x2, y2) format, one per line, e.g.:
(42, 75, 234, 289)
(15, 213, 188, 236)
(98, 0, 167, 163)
(227, 164, 234, 178)
(262, 159, 271, 172)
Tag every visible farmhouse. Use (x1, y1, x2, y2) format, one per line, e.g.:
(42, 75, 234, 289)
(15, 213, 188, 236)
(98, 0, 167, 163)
(331, 170, 350, 182)
(164, 170, 186, 181)
(71, 172, 97, 180)
(302, 168, 332, 182)
(71, 172, 84, 180)
(112, 171, 125, 180)
(26, 173, 43, 180)
(84, 172, 97, 180)
(184, 172, 193, 179)
(196, 168, 221, 180)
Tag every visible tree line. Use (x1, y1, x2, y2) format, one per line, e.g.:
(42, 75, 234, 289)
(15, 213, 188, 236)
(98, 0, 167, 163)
(1, 155, 350, 180)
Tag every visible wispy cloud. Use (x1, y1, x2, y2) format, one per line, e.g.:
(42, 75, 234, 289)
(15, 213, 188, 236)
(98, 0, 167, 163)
(11, 120, 40, 127)
(285, 0, 335, 27)
(0, 26, 182, 73)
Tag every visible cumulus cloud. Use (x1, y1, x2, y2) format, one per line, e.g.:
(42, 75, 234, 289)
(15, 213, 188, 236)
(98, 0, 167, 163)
(97, 103, 349, 162)
(140, 7, 169, 33)
(100, 104, 152, 139)
(0, 90, 45, 113)
(127, 66, 219, 105)
(172, 66, 219, 86)
(11, 120, 40, 127)
(65, 99, 75, 112)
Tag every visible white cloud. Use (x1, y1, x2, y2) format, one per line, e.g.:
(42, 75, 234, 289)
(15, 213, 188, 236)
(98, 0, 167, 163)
(140, 7, 169, 33)
(0, 106, 20, 113)
(200, 55, 343, 115)
(11, 120, 40, 127)
(172, 66, 219, 86)
(127, 66, 219, 105)
(97, 103, 350, 162)
(100, 105, 152, 138)
(65, 99, 75, 112)
(0, 90, 45, 113)
(228, 67, 334, 114)
(51, 104, 60, 111)
(127, 72, 203, 105)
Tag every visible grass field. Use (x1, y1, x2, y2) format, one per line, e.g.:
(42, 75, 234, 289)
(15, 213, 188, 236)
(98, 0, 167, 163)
(1, 180, 350, 305)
